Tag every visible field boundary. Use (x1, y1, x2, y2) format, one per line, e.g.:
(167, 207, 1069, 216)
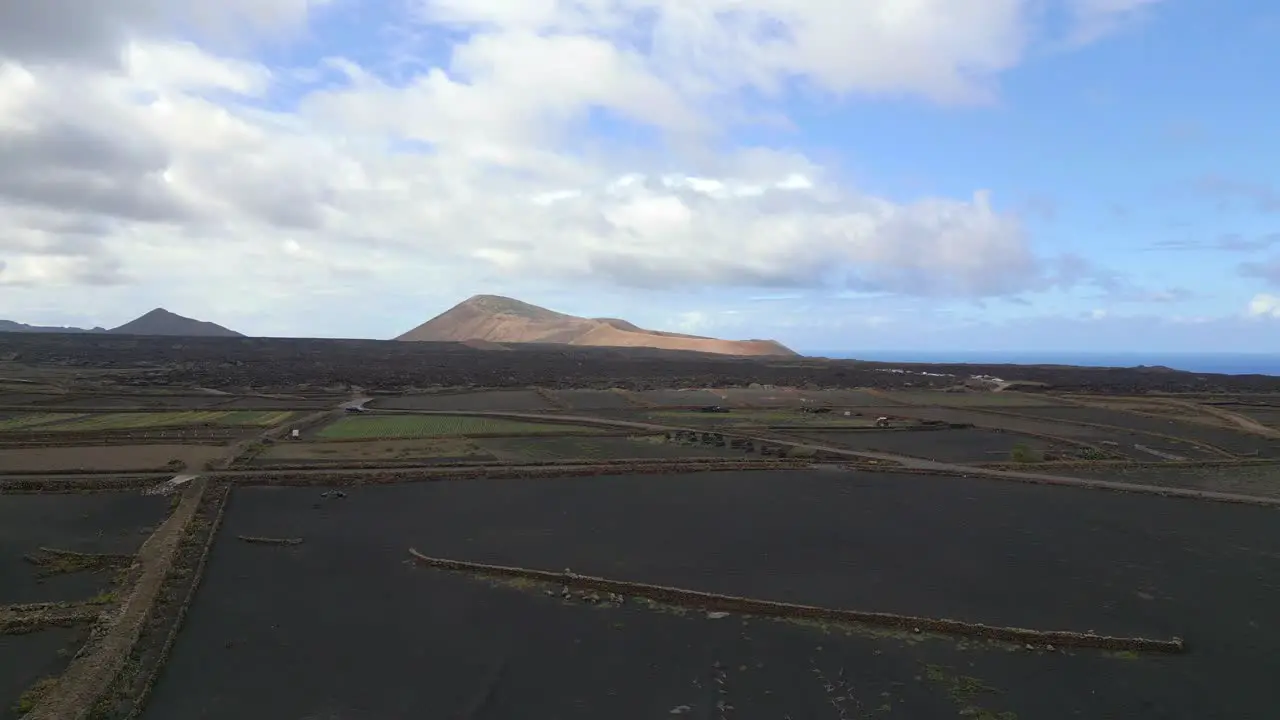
(407, 550, 1186, 654)
(117, 481, 232, 720)
(231, 461, 811, 487)
(246, 456, 768, 472)
(850, 463, 1280, 507)
(23, 476, 209, 720)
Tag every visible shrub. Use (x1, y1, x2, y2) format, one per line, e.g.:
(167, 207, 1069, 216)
(1010, 443, 1043, 463)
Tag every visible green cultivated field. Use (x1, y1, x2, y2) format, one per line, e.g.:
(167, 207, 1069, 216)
(316, 415, 603, 440)
(12, 410, 295, 432)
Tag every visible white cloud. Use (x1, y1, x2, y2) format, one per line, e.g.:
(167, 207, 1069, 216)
(0, 0, 1168, 335)
(1247, 293, 1280, 319)
(1064, 0, 1165, 45)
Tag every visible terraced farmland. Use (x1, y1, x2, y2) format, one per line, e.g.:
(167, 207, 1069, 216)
(11, 411, 295, 432)
(315, 415, 604, 440)
(477, 435, 741, 461)
(0, 413, 87, 432)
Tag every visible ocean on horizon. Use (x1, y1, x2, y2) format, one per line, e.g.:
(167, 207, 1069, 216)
(807, 351, 1280, 377)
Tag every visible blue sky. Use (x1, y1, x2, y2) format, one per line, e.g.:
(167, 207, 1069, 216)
(1, 0, 1278, 355)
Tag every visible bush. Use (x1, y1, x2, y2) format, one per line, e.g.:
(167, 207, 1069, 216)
(1010, 443, 1043, 463)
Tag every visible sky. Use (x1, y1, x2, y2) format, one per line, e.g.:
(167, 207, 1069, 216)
(1, 0, 1279, 354)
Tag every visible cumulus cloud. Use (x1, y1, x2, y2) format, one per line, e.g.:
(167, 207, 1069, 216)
(0, 0, 1168, 333)
(1247, 293, 1280, 319)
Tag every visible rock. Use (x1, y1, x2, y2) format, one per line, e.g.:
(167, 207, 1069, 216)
(707, 611, 730, 619)
(669, 706, 692, 715)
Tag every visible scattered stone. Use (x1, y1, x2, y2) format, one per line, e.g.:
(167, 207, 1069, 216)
(669, 706, 692, 715)
(707, 611, 730, 619)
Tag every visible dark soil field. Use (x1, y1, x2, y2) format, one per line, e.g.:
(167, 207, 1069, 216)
(875, 406, 1220, 460)
(0, 393, 60, 406)
(1058, 463, 1280, 499)
(0, 445, 226, 473)
(255, 438, 496, 465)
(369, 390, 552, 412)
(0, 492, 169, 604)
(795, 389, 886, 406)
(1008, 406, 1277, 457)
(144, 545, 1016, 720)
(0, 625, 87, 720)
(706, 387, 811, 407)
(212, 397, 337, 410)
(633, 389, 727, 406)
(34, 395, 230, 409)
(547, 389, 636, 410)
(1229, 406, 1280, 426)
(875, 390, 1069, 408)
(142, 472, 1280, 719)
(476, 435, 743, 461)
(791, 428, 1054, 463)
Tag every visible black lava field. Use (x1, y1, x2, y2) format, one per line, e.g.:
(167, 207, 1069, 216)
(142, 470, 1280, 719)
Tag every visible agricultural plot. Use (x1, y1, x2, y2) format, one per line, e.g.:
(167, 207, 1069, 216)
(1228, 406, 1280, 427)
(212, 397, 337, 410)
(705, 387, 811, 407)
(874, 407, 1219, 460)
(793, 428, 1054, 464)
(314, 415, 603, 440)
(476, 435, 742, 461)
(1056, 463, 1280, 500)
(146, 542, 1007, 720)
(145, 474, 1280, 719)
(632, 389, 725, 406)
(645, 409, 883, 429)
(547, 389, 636, 410)
(0, 445, 225, 473)
(799, 389, 908, 406)
(0, 413, 85, 432)
(256, 438, 496, 465)
(1, 626, 87, 720)
(369, 391, 552, 412)
(0, 393, 60, 406)
(37, 411, 294, 432)
(38, 395, 230, 409)
(877, 389, 1069, 408)
(1008, 406, 1277, 457)
(0, 492, 168, 605)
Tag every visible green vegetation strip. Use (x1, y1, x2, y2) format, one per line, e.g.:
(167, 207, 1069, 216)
(408, 550, 1186, 655)
(31, 411, 293, 432)
(316, 415, 605, 440)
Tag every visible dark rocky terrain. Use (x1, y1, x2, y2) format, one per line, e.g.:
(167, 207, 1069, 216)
(3, 332, 1279, 393)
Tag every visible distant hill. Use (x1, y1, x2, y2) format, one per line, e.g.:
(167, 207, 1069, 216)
(0, 308, 242, 337)
(108, 308, 243, 337)
(0, 320, 107, 334)
(395, 295, 796, 357)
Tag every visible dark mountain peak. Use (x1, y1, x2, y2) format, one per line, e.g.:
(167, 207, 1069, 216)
(109, 308, 243, 337)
